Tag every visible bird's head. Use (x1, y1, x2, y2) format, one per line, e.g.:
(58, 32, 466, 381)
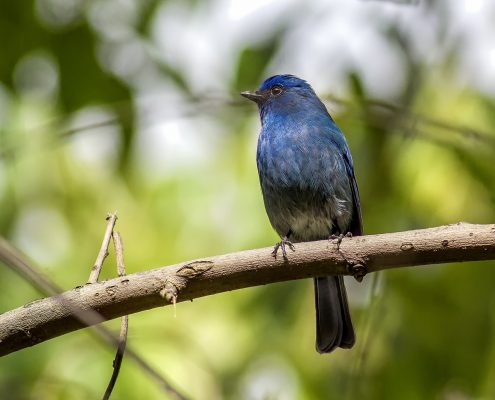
(241, 75, 324, 119)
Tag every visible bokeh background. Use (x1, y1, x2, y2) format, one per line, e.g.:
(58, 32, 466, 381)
(1, 0, 495, 399)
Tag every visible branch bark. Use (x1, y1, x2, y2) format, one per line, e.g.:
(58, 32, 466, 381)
(1, 222, 495, 357)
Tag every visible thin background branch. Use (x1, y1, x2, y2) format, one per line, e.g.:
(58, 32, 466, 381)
(1, 94, 494, 162)
(0, 226, 189, 400)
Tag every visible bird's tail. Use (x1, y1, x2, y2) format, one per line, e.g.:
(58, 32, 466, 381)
(314, 276, 355, 353)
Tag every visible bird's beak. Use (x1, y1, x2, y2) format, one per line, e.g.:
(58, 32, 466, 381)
(240, 90, 265, 103)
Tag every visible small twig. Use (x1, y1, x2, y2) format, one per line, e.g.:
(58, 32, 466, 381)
(103, 232, 128, 400)
(88, 213, 118, 284)
(113, 232, 126, 278)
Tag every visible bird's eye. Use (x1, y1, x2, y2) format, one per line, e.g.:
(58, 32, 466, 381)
(271, 85, 283, 97)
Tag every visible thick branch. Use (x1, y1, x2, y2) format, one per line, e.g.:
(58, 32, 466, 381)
(1, 222, 495, 357)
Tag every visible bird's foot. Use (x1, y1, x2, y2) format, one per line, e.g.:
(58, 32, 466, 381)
(329, 232, 352, 251)
(272, 236, 295, 259)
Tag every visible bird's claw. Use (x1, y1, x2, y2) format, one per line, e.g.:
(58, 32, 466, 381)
(329, 232, 352, 251)
(272, 237, 295, 259)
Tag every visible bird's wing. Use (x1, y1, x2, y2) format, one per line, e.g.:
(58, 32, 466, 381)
(342, 149, 363, 236)
(324, 120, 363, 236)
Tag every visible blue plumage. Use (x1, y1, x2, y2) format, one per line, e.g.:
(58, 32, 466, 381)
(242, 75, 362, 353)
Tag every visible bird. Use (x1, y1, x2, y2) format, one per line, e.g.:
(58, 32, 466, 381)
(241, 74, 363, 353)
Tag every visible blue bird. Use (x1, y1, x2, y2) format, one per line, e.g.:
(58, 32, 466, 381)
(241, 75, 363, 353)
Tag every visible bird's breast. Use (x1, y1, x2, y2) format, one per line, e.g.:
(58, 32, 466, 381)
(256, 128, 353, 240)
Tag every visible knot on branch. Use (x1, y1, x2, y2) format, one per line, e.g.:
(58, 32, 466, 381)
(400, 242, 414, 251)
(160, 280, 180, 304)
(160, 260, 214, 304)
(332, 239, 368, 282)
(176, 261, 213, 278)
(347, 263, 367, 282)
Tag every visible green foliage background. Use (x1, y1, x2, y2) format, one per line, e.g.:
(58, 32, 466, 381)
(1, 1, 495, 399)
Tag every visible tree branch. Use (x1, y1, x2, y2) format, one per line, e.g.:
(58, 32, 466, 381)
(1, 222, 494, 357)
